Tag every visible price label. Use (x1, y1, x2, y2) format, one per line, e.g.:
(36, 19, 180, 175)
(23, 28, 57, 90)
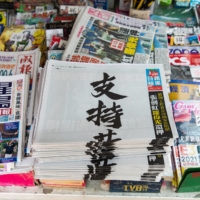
(174, 36, 185, 45)
(21, 13, 32, 20)
(24, 25, 36, 30)
(35, 6, 44, 13)
(68, 6, 79, 14)
(10, 32, 28, 42)
(10, 33, 23, 41)
(58, 39, 68, 49)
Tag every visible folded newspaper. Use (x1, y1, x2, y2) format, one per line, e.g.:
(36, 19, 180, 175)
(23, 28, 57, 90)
(0, 49, 41, 125)
(61, 7, 155, 65)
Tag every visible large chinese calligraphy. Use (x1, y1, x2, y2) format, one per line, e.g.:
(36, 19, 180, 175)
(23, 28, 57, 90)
(85, 72, 127, 180)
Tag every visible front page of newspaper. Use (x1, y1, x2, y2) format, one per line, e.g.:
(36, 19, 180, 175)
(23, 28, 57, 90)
(0, 49, 40, 125)
(62, 7, 155, 64)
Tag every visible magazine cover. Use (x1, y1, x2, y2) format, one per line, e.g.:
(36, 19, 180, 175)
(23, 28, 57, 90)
(172, 100, 200, 144)
(0, 26, 46, 67)
(172, 146, 182, 184)
(178, 144, 200, 175)
(0, 10, 7, 26)
(169, 46, 200, 80)
(14, 2, 54, 13)
(169, 80, 200, 101)
(0, 74, 28, 163)
(62, 7, 155, 64)
(46, 21, 74, 40)
(48, 50, 64, 60)
(15, 10, 57, 25)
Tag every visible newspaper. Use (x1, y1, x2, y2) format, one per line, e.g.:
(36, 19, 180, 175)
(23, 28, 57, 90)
(0, 49, 41, 125)
(33, 60, 177, 149)
(61, 7, 155, 64)
(0, 74, 29, 163)
(96, 10, 170, 74)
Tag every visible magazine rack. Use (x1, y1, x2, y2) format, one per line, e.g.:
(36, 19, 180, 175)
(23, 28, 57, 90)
(0, 180, 200, 200)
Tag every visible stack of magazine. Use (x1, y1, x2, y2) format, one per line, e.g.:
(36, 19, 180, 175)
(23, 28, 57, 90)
(0, 49, 41, 178)
(32, 60, 178, 181)
(169, 80, 200, 188)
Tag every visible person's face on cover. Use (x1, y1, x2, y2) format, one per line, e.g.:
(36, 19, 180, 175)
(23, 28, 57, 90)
(8, 141, 12, 146)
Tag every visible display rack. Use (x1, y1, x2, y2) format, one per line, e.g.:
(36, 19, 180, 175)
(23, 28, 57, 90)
(0, 181, 199, 200)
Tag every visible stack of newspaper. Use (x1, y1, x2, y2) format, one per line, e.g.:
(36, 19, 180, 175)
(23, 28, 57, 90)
(32, 59, 177, 181)
(0, 49, 41, 179)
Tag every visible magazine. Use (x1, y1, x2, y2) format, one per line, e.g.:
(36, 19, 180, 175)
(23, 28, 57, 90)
(169, 46, 200, 81)
(61, 7, 155, 64)
(0, 49, 41, 125)
(46, 21, 74, 40)
(0, 26, 46, 57)
(169, 80, 200, 102)
(178, 144, 200, 175)
(172, 146, 182, 186)
(48, 50, 64, 60)
(15, 10, 57, 25)
(0, 74, 29, 163)
(172, 100, 200, 144)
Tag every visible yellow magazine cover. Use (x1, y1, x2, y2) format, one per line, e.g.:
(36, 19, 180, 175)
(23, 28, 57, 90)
(0, 10, 7, 26)
(169, 80, 200, 101)
(0, 25, 46, 66)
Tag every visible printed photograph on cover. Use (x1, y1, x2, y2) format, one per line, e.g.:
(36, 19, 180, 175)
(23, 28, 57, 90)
(0, 27, 46, 52)
(169, 34, 200, 46)
(78, 20, 151, 63)
(46, 29, 64, 47)
(0, 139, 18, 161)
(0, 80, 22, 123)
(169, 46, 200, 80)
(169, 81, 200, 101)
(172, 100, 200, 144)
(60, 5, 83, 14)
(24, 126, 30, 153)
(154, 33, 168, 49)
(0, 10, 7, 26)
(48, 50, 64, 60)
(0, 122, 19, 140)
(170, 66, 193, 81)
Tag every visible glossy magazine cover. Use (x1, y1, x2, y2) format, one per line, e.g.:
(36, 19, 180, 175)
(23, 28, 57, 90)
(172, 100, 200, 144)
